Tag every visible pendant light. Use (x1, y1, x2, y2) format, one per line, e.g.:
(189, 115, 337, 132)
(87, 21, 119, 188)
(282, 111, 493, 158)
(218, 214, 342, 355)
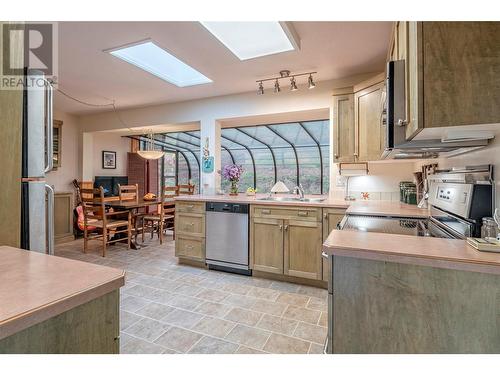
(137, 132, 165, 160)
(308, 74, 316, 89)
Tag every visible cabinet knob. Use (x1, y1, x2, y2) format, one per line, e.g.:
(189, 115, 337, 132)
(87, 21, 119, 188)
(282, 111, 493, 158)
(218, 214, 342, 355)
(323, 213, 328, 219)
(284, 224, 289, 231)
(397, 119, 408, 127)
(279, 224, 283, 231)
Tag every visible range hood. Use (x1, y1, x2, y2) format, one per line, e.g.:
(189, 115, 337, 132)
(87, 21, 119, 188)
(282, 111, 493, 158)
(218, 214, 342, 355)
(382, 60, 492, 160)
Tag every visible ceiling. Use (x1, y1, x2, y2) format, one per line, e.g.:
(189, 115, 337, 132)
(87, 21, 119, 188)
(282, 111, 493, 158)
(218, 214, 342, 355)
(54, 21, 392, 115)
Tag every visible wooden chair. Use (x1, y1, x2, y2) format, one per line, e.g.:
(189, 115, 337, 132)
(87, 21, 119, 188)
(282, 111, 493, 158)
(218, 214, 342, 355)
(143, 186, 178, 244)
(80, 186, 132, 257)
(178, 184, 195, 195)
(118, 184, 139, 203)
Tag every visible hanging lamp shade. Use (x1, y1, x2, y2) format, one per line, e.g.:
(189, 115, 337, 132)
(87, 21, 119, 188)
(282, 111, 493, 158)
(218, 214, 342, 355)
(138, 132, 165, 160)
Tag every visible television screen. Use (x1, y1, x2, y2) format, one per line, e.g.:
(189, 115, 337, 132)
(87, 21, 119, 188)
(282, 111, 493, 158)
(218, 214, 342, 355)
(94, 176, 128, 197)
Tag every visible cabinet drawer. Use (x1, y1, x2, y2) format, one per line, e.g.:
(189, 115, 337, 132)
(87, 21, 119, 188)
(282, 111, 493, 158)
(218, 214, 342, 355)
(175, 235, 205, 261)
(253, 205, 321, 222)
(176, 213, 205, 237)
(176, 201, 205, 213)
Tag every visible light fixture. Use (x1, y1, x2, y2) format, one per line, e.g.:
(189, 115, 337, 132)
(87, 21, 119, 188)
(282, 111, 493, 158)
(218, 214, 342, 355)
(106, 40, 212, 87)
(200, 22, 299, 60)
(255, 70, 316, 95)
(308, 74, 316, 89)
(274, 79, 281, 93)
(339, 162, 369, 201)
(257, 81, 264, 95)
(137, 132, 165, 160)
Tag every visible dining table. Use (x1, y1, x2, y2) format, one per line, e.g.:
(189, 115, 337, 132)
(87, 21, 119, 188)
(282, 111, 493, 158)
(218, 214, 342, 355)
(101, 197, 176, 249)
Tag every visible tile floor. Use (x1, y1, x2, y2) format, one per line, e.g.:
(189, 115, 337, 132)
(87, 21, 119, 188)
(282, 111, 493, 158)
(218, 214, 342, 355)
(55, 235, 328, 354)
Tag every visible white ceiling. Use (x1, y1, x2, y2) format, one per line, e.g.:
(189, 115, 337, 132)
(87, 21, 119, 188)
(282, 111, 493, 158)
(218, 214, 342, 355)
(54, 21, 392, 115)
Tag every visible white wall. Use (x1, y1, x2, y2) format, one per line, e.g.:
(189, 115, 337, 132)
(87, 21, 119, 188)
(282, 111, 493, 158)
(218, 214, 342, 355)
(92, 132, 130, 178)
(46, 110, 80, 192)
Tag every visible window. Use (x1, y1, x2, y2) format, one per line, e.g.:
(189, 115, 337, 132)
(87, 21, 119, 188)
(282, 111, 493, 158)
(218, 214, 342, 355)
(142, 119, 329, 195)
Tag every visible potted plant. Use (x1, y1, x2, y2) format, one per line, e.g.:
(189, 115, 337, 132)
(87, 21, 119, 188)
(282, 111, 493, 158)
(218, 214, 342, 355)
(220, 164, 243, 196)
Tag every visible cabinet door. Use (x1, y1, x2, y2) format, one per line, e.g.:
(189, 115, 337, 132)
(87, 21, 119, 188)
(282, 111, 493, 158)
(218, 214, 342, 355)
(405, 21, 424, 140)
(251, 218, 284, 274)
(422, 22, 500, 129)
(355, 82, 385, 161)
(333, 94, 356, 163)
(284, 220, 322, 280)
(322, 210, 346, 282)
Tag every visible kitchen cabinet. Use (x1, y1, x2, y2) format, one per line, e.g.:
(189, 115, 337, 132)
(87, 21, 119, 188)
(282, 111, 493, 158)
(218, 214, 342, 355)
(250, 205, 322, 281)
(322, 208, 346, 281)
(388, 22, 500, 140)
(332, 91, 356, 163)
(251, 217, 284, 274)
(175, 200, 206, 262)
(332, 75, 385, 164)
(284, 220, 322, 280)
(354, 80, 385, 162)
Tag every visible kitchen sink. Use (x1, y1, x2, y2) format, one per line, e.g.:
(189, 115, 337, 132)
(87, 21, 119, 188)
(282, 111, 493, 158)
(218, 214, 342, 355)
(256, 196, 326, 203)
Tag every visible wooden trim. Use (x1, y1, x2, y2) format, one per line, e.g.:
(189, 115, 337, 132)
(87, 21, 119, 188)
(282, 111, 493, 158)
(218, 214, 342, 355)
(332, 86, 354, 96)
(353, 72, 385, 93)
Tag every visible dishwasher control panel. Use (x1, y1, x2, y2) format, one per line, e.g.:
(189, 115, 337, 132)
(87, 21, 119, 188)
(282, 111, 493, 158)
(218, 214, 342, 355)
(206, 202, 249, 214)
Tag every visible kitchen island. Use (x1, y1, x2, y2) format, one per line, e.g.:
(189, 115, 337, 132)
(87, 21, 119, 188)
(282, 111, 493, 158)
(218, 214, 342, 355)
(0, 246, 125, 354)
(323, 231, 500, 353)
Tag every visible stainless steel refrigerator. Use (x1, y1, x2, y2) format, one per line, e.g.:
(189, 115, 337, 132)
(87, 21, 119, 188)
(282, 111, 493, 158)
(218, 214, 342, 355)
(20, 68, 55, 255)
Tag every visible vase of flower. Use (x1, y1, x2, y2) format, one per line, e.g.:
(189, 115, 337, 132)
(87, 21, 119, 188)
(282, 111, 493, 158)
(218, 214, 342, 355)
(220, 164, 243, 196)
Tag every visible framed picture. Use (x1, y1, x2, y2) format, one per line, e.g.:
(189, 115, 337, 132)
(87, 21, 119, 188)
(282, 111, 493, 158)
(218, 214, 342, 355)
(102, 151, 116, 169)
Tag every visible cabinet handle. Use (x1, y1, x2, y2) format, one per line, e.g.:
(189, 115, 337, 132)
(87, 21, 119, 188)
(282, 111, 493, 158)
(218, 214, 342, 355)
(323, 213, 328, 219)
(297, 211, 308, 217)
(284, 224, 289, 231)
(279, 224, 283, 231)
(185, 245, 194, 250)
(262, 209, 271, 215)
(397, 119, 408, 127)
(321, 251, 329, 259)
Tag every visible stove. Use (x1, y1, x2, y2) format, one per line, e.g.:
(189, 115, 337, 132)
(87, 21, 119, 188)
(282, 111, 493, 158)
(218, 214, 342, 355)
(340, 165, 494, 240)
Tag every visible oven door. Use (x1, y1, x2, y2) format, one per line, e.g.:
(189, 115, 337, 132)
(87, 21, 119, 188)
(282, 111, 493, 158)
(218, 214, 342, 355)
(429, 206, 473, 239)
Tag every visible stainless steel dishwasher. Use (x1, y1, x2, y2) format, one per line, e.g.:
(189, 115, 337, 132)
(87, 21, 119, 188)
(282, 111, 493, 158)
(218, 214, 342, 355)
(205, 202, 250, 275)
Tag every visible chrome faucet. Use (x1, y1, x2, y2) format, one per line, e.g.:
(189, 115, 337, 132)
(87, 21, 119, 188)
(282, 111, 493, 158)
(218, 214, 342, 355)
(293, 184, 305, 200)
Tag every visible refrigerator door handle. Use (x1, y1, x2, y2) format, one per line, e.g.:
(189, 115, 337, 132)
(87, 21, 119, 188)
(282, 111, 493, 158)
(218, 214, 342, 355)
(45, 184, 55, 255)
(44, 79, 54, 173)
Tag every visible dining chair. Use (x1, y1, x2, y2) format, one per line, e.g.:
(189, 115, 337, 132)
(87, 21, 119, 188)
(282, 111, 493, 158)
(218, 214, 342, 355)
(178, 184, 195, 195)
(118, 183, 144, 243)
(80, 186, 132, 257)
(143, 185, 178, 244)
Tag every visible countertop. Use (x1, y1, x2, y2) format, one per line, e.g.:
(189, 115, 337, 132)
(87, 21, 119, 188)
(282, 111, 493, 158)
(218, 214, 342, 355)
(0, 246, 125, 340)
(323, 230, 500, 275)
(346, 201, 429, 218)
(175, 193, 349, 209)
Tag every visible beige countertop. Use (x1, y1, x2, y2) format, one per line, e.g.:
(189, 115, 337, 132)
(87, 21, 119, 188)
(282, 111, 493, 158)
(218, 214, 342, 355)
(0, 246, 125, 340)
(175, 193, 348, 209)
(323, 230, 500, 275)
(346, 201, 429, 218)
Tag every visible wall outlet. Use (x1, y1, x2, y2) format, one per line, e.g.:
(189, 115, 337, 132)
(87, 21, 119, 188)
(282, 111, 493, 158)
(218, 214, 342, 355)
(336, 175, 346, 187)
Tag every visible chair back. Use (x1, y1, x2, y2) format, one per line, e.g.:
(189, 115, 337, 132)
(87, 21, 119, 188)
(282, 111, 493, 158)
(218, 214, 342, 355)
(118, 184, 139, 203)
(163, 185, 179, 198)
(81, 186, 106, 220)
(178, 184, 195, 195)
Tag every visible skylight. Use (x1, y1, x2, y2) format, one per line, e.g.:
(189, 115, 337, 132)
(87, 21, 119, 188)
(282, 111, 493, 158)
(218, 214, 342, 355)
(200, 22, 297, 60)
(108, 41, 212, 87)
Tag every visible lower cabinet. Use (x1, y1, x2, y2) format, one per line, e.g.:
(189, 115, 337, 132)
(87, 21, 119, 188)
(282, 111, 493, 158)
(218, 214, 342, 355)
(251, 217, 284, 274)
(250, 205, 323, 281)
(284, 220, 322, 280)
(322, 208, 347, 281)
(174, 201, 206, 263)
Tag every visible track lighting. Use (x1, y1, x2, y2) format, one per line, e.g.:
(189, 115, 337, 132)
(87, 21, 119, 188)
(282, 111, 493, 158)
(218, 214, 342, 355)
(255, 70, 317, 95)
(308, 74, 316, 89)
(257, 81, 264, 95)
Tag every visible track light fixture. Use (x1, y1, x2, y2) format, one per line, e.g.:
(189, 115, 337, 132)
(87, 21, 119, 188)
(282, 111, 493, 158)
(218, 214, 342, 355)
(308, 74, 316, 89)
(257, 81, 264, 95)
(256, 70, 317, 95)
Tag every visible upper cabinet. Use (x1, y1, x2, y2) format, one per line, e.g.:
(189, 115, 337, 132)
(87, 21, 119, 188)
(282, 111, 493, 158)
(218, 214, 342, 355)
(332, 75, 385, 163)
(389, 22, 500, 140)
